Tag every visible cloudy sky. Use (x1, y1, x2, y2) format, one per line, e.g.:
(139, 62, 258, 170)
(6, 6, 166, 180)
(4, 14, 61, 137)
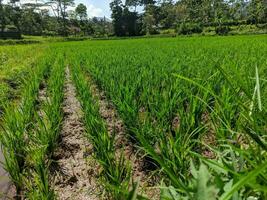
(3, 0, 147, 18)
(75, 0, 111, 18)
(3, 0, 113, 17)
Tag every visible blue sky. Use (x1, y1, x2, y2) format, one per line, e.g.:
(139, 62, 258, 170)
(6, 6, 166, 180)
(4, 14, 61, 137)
(3, 0, 113, 17)
(75, 0, 112, 17)
(3, 0, 141, 18)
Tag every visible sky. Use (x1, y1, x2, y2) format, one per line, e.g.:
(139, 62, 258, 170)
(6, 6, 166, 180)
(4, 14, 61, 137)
(2, 0, 148, 18)
(75, 0, 112, 18)
(2, 0, 113, 18)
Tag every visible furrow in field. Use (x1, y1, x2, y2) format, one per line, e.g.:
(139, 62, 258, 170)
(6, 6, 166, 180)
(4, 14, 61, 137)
(53, 67, 100, 200)
(0, 154, 15, 200)
(88, 76, 160, 199)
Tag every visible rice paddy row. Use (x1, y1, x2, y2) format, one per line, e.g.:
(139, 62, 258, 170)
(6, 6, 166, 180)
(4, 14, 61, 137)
(0, 35, 266, 199)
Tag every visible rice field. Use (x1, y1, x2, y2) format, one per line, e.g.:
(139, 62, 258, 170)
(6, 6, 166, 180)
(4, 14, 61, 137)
(0, 35, 266, 200)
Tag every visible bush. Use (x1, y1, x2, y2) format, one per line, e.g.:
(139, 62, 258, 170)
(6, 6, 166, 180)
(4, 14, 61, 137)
(177, 23, 203, 35)
(256, 23, 267, 29)
(215, 26, 230, 35)
(42, 30, 57, 37)
(0, 31, 22, 39)
(160, 29, 175, 35)
(0, 39, 40, 46)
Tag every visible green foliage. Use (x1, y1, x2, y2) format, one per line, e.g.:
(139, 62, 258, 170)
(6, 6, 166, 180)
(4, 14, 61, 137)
(161, 162, 219, 200)
(70, 60, 132, 199)
(215, 26, 231, 35)
(177, 23, 203, 35)
(72, 35, 267, 199)
(0, 48, 64, 198)
(75, 3, 87, 21)
(0, 55, 51, 195)
(1, 35, 266, 199)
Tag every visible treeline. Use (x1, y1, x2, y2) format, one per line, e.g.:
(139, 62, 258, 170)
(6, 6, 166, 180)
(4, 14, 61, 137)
(110, 0, 267, 36)
(0, 0, 266, 38)
(0, 0, 112, 37)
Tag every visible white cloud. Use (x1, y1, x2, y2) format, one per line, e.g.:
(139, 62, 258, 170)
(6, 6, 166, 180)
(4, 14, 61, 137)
(86, 4, 103, 17)
(74, 0, 104, 17)
(3, 0, 104, 18)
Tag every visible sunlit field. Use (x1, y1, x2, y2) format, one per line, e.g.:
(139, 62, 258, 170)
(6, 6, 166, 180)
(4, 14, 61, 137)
(0, 35, 266, 199)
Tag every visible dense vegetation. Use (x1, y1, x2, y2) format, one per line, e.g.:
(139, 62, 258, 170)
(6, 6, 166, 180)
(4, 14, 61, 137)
(69, 35, 267, 199)
(0, 0, 266, 38)
(0, 44, 47, 112)
(0, 35, 266, 199)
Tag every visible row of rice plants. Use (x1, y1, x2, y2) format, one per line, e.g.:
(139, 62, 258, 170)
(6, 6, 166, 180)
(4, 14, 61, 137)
(69, 57, 140, 200)
(0, 54, 53, 197)
(0, 51, 65, 199)
(25, 53, 65, 199)
(72, 36, 266, 199)
(0, 45, 47, 113)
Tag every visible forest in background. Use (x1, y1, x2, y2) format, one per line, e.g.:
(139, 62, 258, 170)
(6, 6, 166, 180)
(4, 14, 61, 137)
(0, 0, 266, 39)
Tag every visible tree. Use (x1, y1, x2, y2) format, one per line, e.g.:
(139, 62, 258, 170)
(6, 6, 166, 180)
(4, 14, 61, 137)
(122, 7, 140, 36)
(49, 0, 75, 36)
(20, 6, 42, 35)
(110, 0, 124, 36)
(0, 0, 6, 33)
(248, 0, 267, 24)
(159, 0, 176, 29)
(75, 3, 89, 35)
(75, 3, 87, 21)
(125, 0, 141, 11)
(141, 0, 156, 6)
(142, 3, 159, 34)
(5, 3, 22, 32)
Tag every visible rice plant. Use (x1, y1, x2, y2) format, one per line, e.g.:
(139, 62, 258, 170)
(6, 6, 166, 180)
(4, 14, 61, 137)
(70, 58, 132, 199)
(0, 35, 266, 199)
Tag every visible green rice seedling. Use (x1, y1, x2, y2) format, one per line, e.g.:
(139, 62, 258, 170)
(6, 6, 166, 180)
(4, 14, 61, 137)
(24, 53, 65, 199)
(169, 64, 267, 199)
(70, 60, 132, 199)
(0, 57, 52, 197)
(67, 35, 266, 199)
(24, 145, 55, 200)
(1, 35, 266, 199)
(42, 54, 65, 155)
(0, 45, 48, 113)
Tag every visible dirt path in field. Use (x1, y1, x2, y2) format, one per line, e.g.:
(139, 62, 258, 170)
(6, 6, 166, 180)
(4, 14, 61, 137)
(89, 78, 160, 199)
(0, 150, 15, 200)
(53, 67, 101, 200)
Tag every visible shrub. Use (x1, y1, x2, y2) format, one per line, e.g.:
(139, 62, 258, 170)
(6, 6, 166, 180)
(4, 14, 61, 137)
(177, 23, 203, 35)
(215, 26, 230, 35)
(160, 29, 175, 35)
(0, 31, 22, 39)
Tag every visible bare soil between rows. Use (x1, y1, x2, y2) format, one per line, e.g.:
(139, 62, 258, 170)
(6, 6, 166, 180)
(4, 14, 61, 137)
(0, 150, 15, 200)
(88, 76, 160, 199)
(52, 67, 101, 200)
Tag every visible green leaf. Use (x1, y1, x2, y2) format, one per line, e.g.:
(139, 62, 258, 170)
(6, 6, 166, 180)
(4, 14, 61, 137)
(219, 161, 267, 200)
(160, 185, 182, 200)
(195, 164, 218, 200)
(255, 65, 262, 111)
(190, 160, 198, 179)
